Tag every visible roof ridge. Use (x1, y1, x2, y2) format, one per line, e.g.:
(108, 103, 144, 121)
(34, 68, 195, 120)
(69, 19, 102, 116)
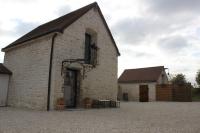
(1, 2, 98, 51)
(2, 2, 120, 55)
(124, 66, 164, 71)
(119, 66, 165, 83)
(37, 2, 97, 30)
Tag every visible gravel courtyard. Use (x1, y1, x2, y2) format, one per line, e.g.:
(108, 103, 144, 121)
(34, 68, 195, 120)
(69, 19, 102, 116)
(0, 102, 200, 133)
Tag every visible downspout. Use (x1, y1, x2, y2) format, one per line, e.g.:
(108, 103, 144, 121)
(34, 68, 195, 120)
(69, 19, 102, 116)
(47, 33, 57, 111)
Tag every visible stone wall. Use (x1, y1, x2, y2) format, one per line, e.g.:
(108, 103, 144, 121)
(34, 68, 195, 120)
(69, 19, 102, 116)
(4, 35, 53, 110)
(50, 8, 118, 109)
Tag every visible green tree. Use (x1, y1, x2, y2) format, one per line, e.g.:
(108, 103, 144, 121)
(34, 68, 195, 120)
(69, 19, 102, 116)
(196, 70, 200, 87)
(171, 73, 187, 85)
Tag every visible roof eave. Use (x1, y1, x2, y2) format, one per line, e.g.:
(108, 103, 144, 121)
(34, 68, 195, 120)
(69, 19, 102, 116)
(1, 30, 62, 52)
(95, 5, 120, 56)
(0, 72, 12, 75)
(2, 2, 120, 56)
(118, 80, 157, 84)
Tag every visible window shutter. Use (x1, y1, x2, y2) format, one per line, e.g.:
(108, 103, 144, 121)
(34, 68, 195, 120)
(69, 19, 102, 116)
(90, 44, 98, 66)
(85, 33, 91, 64)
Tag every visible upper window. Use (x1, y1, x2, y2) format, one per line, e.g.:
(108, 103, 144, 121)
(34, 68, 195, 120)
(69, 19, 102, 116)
(85, 33, 92, 64)
(84, 29, 98, 66)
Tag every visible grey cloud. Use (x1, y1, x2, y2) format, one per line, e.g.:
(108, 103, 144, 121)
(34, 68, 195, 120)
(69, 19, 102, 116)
(134, 52, 154, 58)
(113, 17, 197, 49)
(12, 19, 39, 36)
(158, 36, 188, 53)
(0, 0, 35, 3)
(192, 52, 200, 58)
(121, 48, 154, 58)
(56, 5, 71, 16)
(0, 19, 39, 38)
(112, 17, 173, 45)
(112, 0, 200, 46)
(112, 18, 146, 44)
(146, 0, 200, 15)
(0, 29, 10, 36)
(196, 28, 200, 36)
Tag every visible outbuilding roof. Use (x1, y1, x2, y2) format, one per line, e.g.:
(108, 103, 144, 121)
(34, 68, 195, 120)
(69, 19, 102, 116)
(118, 66, 165, 83)
(2, 2, 120, 55)
(0, 63, 12, 75)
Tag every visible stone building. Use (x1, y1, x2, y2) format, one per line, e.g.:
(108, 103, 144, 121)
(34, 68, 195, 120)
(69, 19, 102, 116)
(0, 63, 12, 106)
(2, 2, 120, 110)
(118, 66, 168, 102)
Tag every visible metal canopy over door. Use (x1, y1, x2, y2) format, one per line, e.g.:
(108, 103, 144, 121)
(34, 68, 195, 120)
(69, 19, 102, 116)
(139, 85, 149, 102)
(64, 69, 78, 108)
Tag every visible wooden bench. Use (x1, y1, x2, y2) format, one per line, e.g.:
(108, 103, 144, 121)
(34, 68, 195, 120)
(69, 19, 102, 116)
(92, 100, 120, 108)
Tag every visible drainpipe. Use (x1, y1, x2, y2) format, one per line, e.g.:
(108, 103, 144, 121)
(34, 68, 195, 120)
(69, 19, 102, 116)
(47, 33, 57, 111)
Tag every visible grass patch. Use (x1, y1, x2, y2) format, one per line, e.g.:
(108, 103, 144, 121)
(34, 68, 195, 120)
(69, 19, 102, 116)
(192, 94, 200, 101)
(192, 88, 200, 101)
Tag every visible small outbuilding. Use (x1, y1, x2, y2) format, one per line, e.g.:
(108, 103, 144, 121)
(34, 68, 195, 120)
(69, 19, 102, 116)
(0, 63, 12, 106)
(118, 66, 168, 102)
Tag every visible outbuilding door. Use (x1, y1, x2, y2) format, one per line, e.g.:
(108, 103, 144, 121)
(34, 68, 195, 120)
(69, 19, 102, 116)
(139, 85, 149, 102)
(0, 75, 9, 106)
(64, 69, 78, 108)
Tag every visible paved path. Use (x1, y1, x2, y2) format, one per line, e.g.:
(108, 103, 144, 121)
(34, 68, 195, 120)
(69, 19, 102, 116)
(0, 102, 200, 133)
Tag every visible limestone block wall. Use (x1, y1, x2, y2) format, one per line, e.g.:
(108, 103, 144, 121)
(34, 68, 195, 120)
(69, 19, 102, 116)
(3, 35, 52, 110)
(119, 82, 156, 101)
(50, 8, 118, 109)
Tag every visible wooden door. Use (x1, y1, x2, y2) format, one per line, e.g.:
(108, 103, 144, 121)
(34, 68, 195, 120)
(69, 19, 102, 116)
(123, 93, 129, 101)
(139, 85, 149, 102)
(64, 69, 78, 108)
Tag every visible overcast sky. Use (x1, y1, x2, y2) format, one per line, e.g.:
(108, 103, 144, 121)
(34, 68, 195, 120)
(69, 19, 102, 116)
(0, 0, 200, 84)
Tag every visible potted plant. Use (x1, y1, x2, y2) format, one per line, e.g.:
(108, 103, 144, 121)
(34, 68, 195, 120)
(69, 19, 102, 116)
(56, 98, 65, 110)
(83, 97, 92, 108)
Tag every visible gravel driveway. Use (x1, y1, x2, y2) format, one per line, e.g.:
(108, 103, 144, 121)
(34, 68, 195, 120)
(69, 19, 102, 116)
(0, 102, 200, 133)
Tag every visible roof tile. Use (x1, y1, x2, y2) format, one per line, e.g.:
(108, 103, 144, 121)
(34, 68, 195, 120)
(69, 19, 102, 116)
(118, 66, 164, 83)
(2, 2, 120, 55)
(0, 63, 12, 75)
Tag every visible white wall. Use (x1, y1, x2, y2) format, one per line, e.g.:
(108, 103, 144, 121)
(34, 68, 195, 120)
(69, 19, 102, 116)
(4, 35, 52, 110)
(157, 70, 169, 84)
(119, 82, 156, 101)
(0, 74, 9, 106)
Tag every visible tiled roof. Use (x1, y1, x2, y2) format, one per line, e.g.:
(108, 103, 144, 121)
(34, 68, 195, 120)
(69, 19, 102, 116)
(0, 63, 12, 75)
(118, 66, 164, 83)
(2, 2, 120, 55)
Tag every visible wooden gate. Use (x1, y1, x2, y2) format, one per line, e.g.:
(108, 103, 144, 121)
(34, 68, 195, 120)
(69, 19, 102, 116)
(156, 84, 173, 101)
(139, 85, 149, 102)
(156, 84, 192, 102)
(173, 84, 192, 102)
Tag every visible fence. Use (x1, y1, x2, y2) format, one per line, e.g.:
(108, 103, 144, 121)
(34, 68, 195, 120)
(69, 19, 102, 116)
(156, 84, 192, 102)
